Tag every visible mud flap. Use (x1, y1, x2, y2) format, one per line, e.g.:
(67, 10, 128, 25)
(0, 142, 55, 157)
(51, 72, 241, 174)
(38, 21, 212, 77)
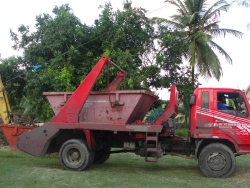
(16, 124, 59, 156)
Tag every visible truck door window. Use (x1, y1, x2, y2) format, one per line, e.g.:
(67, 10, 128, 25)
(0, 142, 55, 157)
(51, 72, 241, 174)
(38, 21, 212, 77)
(235, 94, 248, 117)
(202, 92, 209, 110)
(217, 92, 248, 117)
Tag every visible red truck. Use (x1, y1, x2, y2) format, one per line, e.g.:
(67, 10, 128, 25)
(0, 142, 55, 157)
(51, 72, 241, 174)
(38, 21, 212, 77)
(2, 56, 250, 178)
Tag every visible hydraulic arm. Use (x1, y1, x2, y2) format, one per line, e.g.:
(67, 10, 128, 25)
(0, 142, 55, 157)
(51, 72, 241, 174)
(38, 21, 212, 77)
(51, 56, 126, 123)
(0, 75, 11, 124)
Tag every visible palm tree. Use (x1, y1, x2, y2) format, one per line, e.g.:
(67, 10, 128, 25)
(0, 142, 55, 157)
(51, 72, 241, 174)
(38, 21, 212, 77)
(156, 0, 243, 86)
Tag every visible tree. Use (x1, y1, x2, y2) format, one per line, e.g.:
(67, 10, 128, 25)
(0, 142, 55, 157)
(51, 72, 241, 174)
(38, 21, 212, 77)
(0, 57, 26, 111)
(7, 2, 198, 122)
(94, 1, 156, 90)
(8, 2, 157, 120)
(154, 0, 243, 87)
(9, 4, 94, 121)
(154, 25, 200, 124)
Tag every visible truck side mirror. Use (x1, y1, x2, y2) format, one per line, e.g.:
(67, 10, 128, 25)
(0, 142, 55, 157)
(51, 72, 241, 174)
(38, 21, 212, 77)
(190, 94, 196, 105)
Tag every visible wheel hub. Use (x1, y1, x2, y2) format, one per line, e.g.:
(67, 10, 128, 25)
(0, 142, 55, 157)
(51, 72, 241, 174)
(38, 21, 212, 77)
(67, 148, 81, 163)
(71, 151, 80, 160)
(207, 152, 226, 171)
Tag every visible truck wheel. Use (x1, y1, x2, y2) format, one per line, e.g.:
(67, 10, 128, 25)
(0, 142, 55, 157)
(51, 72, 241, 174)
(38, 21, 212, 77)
(198, 143, 235, 178)
(94, 148, 111, 164)
(87, 151, 95, 168)
(59, 139, 93, 171)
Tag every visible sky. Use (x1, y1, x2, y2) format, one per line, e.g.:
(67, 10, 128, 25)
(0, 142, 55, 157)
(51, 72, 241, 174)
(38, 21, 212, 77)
(0, 0, 250, 99)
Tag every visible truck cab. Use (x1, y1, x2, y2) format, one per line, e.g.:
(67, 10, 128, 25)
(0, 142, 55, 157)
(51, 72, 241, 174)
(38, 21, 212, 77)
(189, 87, 250, 177)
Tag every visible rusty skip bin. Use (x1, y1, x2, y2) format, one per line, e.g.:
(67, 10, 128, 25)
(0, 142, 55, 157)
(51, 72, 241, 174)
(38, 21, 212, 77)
(43, 90, 158, 124)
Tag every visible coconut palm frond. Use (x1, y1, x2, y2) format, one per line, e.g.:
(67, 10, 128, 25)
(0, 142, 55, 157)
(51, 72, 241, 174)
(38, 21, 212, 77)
(208, 28, 243, 38)
(161, 0, 242, 83)
(208, 40, 232, 64)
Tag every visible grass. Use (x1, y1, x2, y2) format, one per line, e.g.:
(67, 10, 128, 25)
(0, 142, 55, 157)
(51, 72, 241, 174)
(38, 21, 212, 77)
(175, 128, 189, 139)
(1, 148, 250, 188)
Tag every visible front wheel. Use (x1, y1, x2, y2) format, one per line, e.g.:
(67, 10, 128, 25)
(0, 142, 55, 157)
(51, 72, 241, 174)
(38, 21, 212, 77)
(198, 143, 235, 178)
(59, 139, 94, 171)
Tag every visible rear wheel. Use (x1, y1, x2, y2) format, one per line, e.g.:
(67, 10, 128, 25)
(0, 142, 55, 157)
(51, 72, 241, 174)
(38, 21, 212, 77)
(94, 148, 111, 164)
(59, 139, 94, 171)
(198, 143, 235, 178)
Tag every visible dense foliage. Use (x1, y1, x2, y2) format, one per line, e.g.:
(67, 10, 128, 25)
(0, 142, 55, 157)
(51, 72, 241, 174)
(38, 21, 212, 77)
(1, 1, 199, 122)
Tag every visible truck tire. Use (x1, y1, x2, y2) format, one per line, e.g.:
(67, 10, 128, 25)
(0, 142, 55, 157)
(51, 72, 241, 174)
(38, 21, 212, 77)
(94, 148, 111, 164)
(198, 143, 235, 178)
(87, 151, 95, 167)
(59, 139, 94, 171)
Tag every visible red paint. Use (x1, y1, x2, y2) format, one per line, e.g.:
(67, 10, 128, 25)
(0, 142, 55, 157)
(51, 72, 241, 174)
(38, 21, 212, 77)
(51, 56, 111, 123)
(154, 85, 178, 125)
(44, 90, 157, 124)
(0, 124, 34, 150)
(190, 87, 250, 154)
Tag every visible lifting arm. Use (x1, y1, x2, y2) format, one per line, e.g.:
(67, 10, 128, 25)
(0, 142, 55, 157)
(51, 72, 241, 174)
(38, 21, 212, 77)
(105, 61, 126, 91)
(51, 56, 126, 123)
(153, 84, 179, 125)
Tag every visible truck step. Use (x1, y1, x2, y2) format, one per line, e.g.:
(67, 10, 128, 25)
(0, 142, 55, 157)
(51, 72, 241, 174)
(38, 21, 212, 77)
(145, 132, 158, 162)
(146, 148, 158, 152)
(146, 136, 158, 141)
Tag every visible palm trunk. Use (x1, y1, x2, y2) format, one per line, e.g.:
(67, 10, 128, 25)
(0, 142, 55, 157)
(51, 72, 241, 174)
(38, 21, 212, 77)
(191, 66, 195, 90)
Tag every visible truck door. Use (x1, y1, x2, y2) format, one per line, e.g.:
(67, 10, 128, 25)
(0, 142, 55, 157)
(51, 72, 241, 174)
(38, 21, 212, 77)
(214, 90, 250, 137)
(196, 90, 215, 128)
